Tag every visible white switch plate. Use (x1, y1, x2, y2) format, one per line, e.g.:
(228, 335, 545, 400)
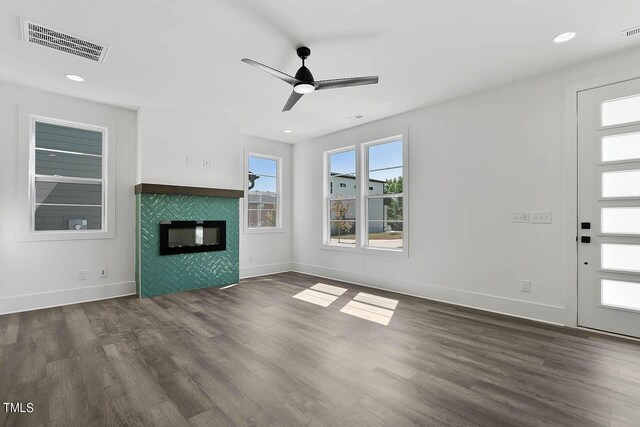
(512, 212, 530, 223)
(79, 270, 88, 281)
(521, 280, 531, 293)
(531, 211, 552, 224)
(186, 156, 193, 166)
(99, 268, 108, 278)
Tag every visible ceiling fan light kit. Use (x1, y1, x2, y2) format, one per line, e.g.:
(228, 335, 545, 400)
(242, 46, 379, 111)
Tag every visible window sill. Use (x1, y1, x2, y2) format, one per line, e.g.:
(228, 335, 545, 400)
(321, 243, 408, 258)
(244, 227, 286, 234)
(18, 229, 114, 242)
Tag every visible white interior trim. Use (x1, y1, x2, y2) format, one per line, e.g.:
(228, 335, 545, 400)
(240, 262, 294, 279)
(0, 281, 136, 315)
(291, 262, 566, 325)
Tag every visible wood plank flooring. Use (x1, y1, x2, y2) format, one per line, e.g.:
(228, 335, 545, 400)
(1, 271, 640, 426)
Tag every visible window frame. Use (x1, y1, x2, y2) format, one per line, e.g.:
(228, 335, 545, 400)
(324, 146, 358, 247)
(18, 106, 115, 241)
(244, 150, 284, 234)
(322, 130, 409, 256)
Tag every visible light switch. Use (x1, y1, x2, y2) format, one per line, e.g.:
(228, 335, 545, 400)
(531, 211, 552, 224)
(512, 212, 530, 223)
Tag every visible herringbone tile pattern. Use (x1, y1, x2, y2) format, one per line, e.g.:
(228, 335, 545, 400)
(137, 193, 239, 297)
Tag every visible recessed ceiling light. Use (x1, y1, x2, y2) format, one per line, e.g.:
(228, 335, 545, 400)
(65, 74, 85, 82)
(284, 129, 293, 133)
(553, 32, 576, 44)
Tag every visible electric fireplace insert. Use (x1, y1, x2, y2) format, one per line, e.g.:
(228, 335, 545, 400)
(159, 220, 226, 255)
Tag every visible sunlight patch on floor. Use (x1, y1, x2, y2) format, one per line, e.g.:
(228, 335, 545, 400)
(310, 283, 348, 296)
(353, 292, 398, 310)
(292, 289, 339, 307)
(340, 300, 395, 326)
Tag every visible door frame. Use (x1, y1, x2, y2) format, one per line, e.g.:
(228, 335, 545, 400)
(563, 67, 640, 328)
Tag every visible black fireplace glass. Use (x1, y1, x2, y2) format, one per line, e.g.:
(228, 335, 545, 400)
(159, 221, 226, 255)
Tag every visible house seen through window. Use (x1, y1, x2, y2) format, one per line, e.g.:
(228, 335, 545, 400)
(32, 120, 106, 232)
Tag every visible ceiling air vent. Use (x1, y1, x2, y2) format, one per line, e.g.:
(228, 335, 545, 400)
(622, 26, 640, 37)
(20, 18, 109, 63)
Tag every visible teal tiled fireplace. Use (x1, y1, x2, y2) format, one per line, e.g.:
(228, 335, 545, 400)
(135, 184, 243, 297)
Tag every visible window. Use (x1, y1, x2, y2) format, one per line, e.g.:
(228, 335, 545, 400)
(328, 148, 356, 246)
(324, 133, 407, 254)
(247, 153, 281, 229)
(365, 138, 404, 250)
(31, 118, 107, 233)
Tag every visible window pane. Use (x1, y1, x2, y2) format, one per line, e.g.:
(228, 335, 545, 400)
(34, 205, 102, 231)
(249, 175, 277, 193)
(35, 181, 102, 205)
(329, 221, 356, 245)
(602, 169, 640, 198)
(330, 149, 356, 199)
(367, 196, 403, 249)
(35, 150, 102, 179)
(368, 140, 402, 171)
(602, 132, 640, 163)
(369, 167, 403, 195)
(248, 209, 277, 228)
(35, 122, 102, 155)
(369, 140, 403, 197)
(248, 192, 278, 228)
(329, 198, 356, 245)
(247, 154, 279, 229)
(602, 243, 640, 273)
(602, 279, 640, 312)
(248, 156, 277, 177)
(602, 94, 640, 127)
(602, 207, 640, 234)
(330, 150, 356, 176)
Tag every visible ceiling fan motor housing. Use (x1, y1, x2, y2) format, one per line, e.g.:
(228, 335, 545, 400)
(295, 65, 314, 83)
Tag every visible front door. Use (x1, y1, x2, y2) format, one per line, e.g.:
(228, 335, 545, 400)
(578, 78, 640, 338)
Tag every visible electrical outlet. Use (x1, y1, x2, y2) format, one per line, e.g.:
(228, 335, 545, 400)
(531, 211, 552, 224)
(79, 270, 88, 281)
(99, 268, 108, 278)
(521, 280, 531, 293)
(203, 159, 212, 168)
(248, 255, 255, 263)
(512, 212, 530, 223)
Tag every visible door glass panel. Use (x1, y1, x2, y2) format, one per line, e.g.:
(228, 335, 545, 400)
(602, 132, 640, 162)
(602, 207, 640, 234)
(602, 279, 640, 312)
(602, 169, 640, 198)
(601, 243, 640, 273)
(601, 94, 640, 127)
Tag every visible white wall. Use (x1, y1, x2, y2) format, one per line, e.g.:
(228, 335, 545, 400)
(239, 134, 293, 278)
(137, 108, 293, 278)
(292, 46, 640, 326)
(0, 82, 137, 314)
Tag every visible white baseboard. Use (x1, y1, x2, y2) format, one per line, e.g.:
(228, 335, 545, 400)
(240, 262, 294, 279)
(291, 262, 567, 326)
(0, 281, 137, 315)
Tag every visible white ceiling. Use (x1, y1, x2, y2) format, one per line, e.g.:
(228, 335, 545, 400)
(1, 0, 640, 143)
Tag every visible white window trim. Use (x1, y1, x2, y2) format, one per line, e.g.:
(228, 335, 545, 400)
(322, 129, 409, 257)
(244, 148, 284, 234)
(18, 105, 116, 241)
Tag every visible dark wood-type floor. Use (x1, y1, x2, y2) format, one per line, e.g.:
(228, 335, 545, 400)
(1, 272, 640, 426)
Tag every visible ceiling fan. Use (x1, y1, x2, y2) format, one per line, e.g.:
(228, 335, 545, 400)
(241, 46, 379, 112)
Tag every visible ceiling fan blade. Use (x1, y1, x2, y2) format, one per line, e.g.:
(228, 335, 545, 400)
(241, 58, 299, 85)
(315, 76, 379, 91)
(283, 91, 303, 112)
